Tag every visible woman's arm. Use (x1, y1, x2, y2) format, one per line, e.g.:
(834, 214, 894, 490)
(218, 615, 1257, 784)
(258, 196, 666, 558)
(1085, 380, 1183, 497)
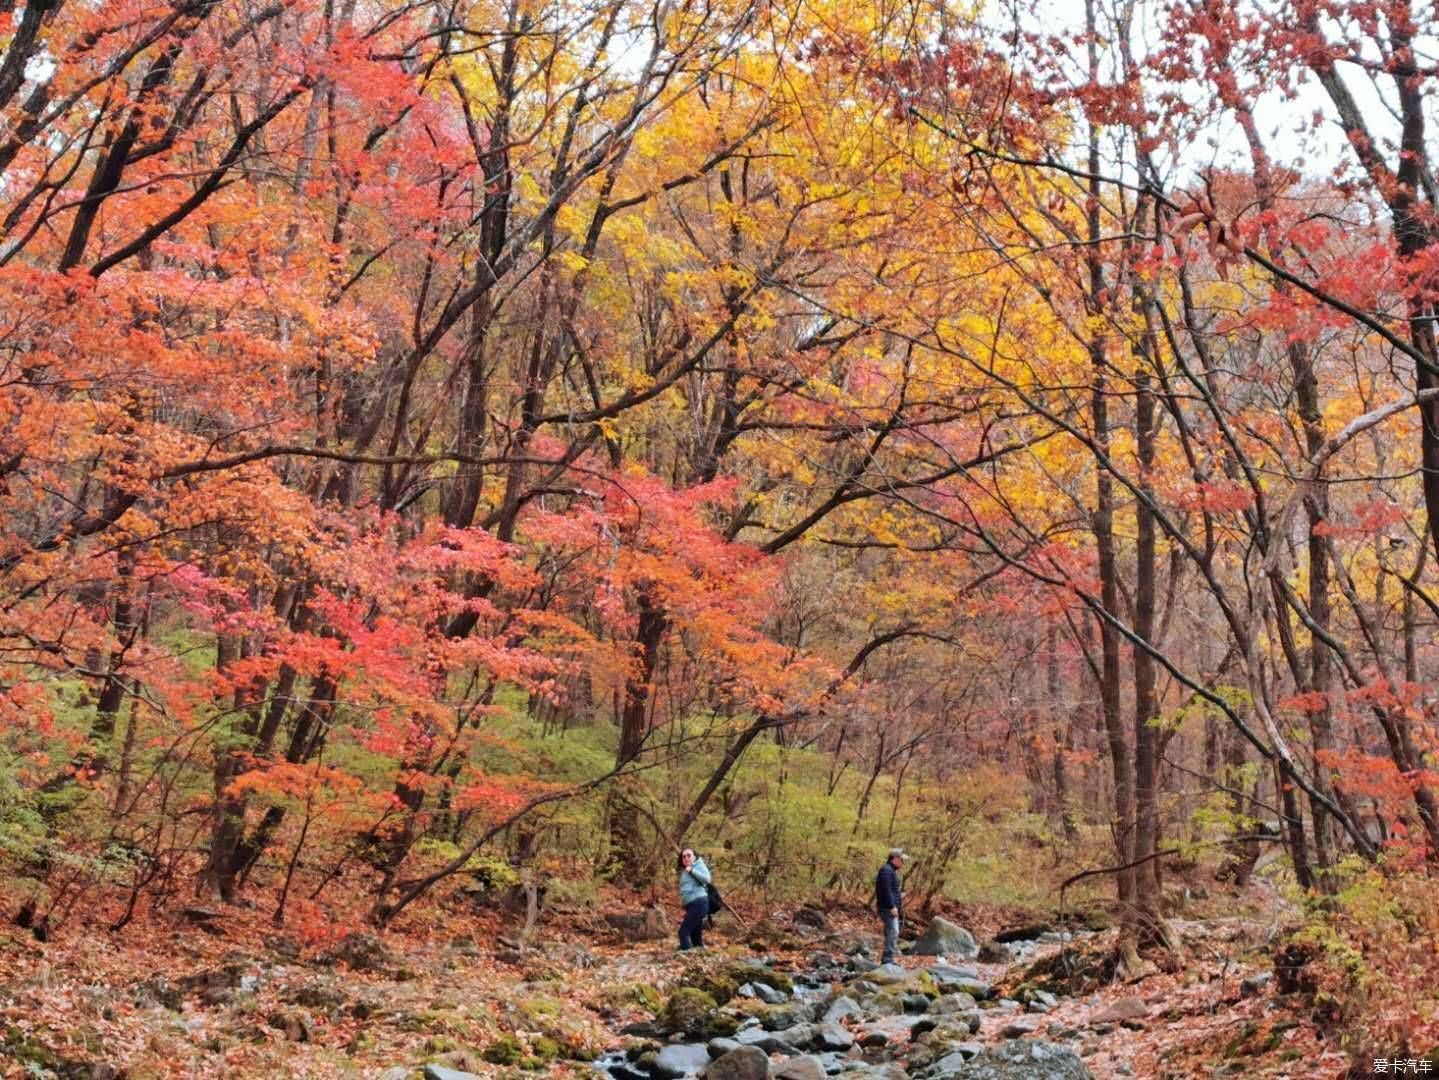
(689, 858, 711, 885)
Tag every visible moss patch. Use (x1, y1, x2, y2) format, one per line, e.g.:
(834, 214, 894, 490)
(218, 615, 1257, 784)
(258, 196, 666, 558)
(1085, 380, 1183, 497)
(661, 987, 718, 1037)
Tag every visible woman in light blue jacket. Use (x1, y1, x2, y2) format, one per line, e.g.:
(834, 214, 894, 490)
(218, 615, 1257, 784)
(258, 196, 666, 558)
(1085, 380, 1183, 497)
(677, 847, 710, 950)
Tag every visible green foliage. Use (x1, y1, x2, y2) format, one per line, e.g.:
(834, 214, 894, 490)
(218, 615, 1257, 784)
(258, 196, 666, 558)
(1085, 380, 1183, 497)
(0, 748, 46, 865)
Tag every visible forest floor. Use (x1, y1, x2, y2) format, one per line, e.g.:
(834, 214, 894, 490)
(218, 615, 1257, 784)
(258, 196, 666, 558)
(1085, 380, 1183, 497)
(0, 881, 1357, 1079)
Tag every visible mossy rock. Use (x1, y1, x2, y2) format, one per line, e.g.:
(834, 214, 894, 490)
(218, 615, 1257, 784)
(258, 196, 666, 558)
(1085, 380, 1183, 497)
(660, 987, 719, 1037)
(757, 1002, 810, 1030)
(728, 962, 793, 995)
(2, 1027, 61, 1070)
(703, 1012, 741, 1038)
(862, 991, 906, 1018)
(483, 1035, 525, 1065)
(514, 995, 562, 1025)
(625, 1039, 662, 1062)
(633, 983, 664, 1014)
(684, 970, 740, 1004)
(912, 970, 941, 1000)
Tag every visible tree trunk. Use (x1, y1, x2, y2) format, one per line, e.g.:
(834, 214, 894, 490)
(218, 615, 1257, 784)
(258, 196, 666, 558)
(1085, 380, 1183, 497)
(1133, 358, 1162, 923)
(607, 592, 668, 872)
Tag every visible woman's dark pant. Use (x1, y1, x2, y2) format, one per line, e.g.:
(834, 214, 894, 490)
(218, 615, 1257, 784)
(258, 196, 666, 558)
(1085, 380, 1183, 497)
(679, 898, 708, 950)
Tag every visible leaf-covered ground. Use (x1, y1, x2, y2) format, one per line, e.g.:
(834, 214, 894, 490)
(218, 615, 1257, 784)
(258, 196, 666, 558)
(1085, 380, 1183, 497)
(0, 881, 1362, 1079)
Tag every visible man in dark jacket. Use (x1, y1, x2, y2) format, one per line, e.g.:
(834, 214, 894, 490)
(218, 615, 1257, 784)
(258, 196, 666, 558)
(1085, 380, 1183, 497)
(875, 848, 905, 964)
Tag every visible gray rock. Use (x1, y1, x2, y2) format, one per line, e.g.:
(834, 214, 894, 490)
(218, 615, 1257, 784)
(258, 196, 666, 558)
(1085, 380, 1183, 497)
(946, 1010, 982, 1035)
(848, 957, 879, 974)
(948, 979, 992, 1001)
(846, 935, 880, 954)
(754, 982, 790, 1005)
(1025, 999, 1052, 1014)
(864, 963, 910, 985)
(774, 1022, 817, 1049)
(935, 1040, 1091, 1079)
(735, 1027, 800, 1055)
(1240, 972, 1271, 997)
(736, 982, 759, 999)
(377, 1070, 410, 1080)
(822, 996, 864, 1024)
(795, 907, 828, 929)
(932, 995, 978, 1018)
(813, 1022, 855, 1051)
(901, 992, 932, 1014)
(704, 1045, 770, 1080)
(929, 965, 981, 991)
(761, 1004, 814, 1031)
(707, 1037, 742, 1058)
(977, 939, 1012, 963)
(856, 1015, 925, 1045)
(932, 992, 978, 1014)
(775, 1057, 827, 1080)
(1027, 990, 1058, 1010)
(604, 905, 672, 942)
(912, 918, 978, 960)
(655, 1043, 715, 1078)
(1000, 1017, 1040, 1038)
(925, 1046, 984, 1075)
(995, 999, 1021, 1012)
(423, 1067, 482, 1080)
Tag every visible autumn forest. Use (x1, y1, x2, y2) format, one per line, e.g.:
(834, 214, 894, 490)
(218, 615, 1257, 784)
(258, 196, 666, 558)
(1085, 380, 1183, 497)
(2, 0, 1439, 1076)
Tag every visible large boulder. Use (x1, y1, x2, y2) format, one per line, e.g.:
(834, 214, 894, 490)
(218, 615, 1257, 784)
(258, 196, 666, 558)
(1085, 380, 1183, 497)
(912, 918, 978, 959)
(704, 1045, 770, 1080)
(604, 905, 671, 942)
(930, 1039, 1091, 1079)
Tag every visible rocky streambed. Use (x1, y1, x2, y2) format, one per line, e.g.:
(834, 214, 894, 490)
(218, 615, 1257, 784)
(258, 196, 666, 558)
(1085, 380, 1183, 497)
(588, 917, 1098, 1080)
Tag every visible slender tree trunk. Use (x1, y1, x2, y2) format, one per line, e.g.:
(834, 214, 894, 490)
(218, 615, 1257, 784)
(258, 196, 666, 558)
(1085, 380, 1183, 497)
(1133, 358, 1162, 921)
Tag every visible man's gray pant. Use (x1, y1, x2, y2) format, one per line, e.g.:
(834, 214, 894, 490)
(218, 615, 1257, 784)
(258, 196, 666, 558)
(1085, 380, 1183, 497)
(881, 912, 900, 964)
